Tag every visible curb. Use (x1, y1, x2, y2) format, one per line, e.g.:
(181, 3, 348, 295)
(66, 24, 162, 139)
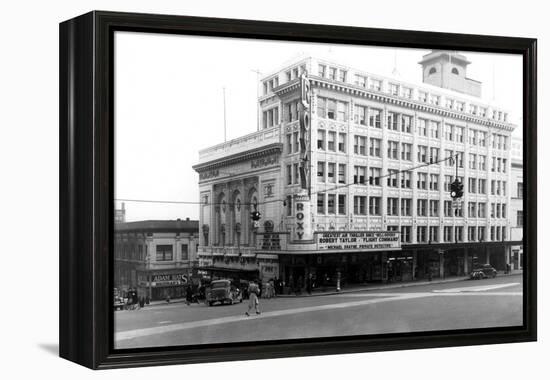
(275, 273, 522, 298)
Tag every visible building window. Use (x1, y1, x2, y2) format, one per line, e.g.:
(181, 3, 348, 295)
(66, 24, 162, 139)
(369, 109, 382, 128)
(389, 83, 399, 96)
(337, 101, 347, 121)
(478, 227, 486, 241)
(429, 67, 437, 75)
(354, 135, 366, 155)
(293, 132, 299, 153)
(417, 199, 427, 216)
(468, 227, 476, 241)
(478, 202, 486, 218)
(327, 163, 336, 183)
(430, 147, 439, 163)
(354, 74, 366, 87)
(354, 196, 367, 215)
(429, 174, 439, 191)
(338, 69, 347, 82)
(338, 164, 346, 184)
(329, 67, 337, 80)
(444, 124, 453, 141)
(317, 161, 325, 182)
(444, 200, 452, 217)
(387, 169, 399, 187)
(369, 167, 381, 186)
(387, 141, 399, 160)
(287, 165, 292, 185)
(387, 197, 399, 216)
(318, 64, 326, 77)
(468, 202, 477, 218)
(417, 118, 427, 136)
(293, 163, 299, 185)
(452, 67, 459, 75)
(156, 245, 173, 261)
(338, 194, 346, 215)
(354, 166, 366, 184)
(317, 194, 325, 214)
(443, 226, 453, 242)
(478, 155, 486, 171)
(387, 112, 399, 130)
(338, 133, 346, 153)
(469, 154, 477, 170)
(370, 79, 381, 91)
(400, 198, 412, 216)
(429, 226, 439, 242)
(286, 134, 292, 154)
(478, 179, 486, 194)
(327, 194, 336, 214)
(401, 171, 411, 189)
(327, 99, 336, 119)
(181, 244, 189, 261)
(417, 226, 427, 243)
(355, 105, 367, 125)
(517, 183, 523, 198)
(401, 115, 412, 133)
(401, 143, 412, 161)
(429, 200, 439, 217)
(369, 196, 381, 215)
(328, 131, 336, 151)
(317, 129, 326, 150)
(455, 126, 464, 142)
(454, 226, 464, 242)
(429, 121, 439, 138)
(418, 146, 428, 163)
(417, 172, 427, 190)
(402, 87, 412, 99)
(468, 177, 477, 193)
(401, 226, 411, 243)
(369, 138, 381, 157)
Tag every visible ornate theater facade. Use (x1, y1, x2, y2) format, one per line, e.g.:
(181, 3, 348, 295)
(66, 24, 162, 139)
(193, 53, 519, 292)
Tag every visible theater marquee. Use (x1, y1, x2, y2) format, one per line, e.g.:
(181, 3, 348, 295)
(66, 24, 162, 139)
(316, 231, 401, 251)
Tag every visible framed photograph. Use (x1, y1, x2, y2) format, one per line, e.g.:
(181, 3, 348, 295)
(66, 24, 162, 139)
(59, 11, 537, 369)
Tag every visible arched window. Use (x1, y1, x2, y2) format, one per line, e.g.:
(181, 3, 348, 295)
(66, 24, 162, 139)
(429, 67, 437, 75)
(452, 67, 459, 75)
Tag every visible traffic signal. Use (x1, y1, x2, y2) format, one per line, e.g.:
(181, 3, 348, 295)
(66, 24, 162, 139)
(450, 179, 464, 199)
(250, 210, 261, 221)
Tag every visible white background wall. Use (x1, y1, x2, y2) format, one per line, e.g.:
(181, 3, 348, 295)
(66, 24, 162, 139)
(0, 0, 546, 378)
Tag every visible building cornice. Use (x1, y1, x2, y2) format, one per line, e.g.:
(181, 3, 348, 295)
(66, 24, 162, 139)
(192, 143, 283, 173)
(310, 77, 516, 132)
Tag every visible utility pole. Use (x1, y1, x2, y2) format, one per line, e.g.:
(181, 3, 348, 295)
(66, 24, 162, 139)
(223, 87, 227, 143)
(251, 69, 262, 131)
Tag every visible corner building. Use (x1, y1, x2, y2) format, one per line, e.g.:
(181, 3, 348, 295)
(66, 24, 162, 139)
(194, 52, 519, 292)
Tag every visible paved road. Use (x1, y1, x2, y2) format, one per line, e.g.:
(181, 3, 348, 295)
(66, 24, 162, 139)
(115, 275, 523, 349)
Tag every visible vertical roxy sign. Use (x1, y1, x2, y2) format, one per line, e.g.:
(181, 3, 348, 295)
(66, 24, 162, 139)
(293, 191, 313, 242)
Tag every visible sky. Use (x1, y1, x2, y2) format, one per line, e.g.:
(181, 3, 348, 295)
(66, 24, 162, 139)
(114, 31, 523, 222)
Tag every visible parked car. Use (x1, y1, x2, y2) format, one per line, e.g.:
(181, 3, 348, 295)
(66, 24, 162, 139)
(470, 264, 497, 280)
(206, 279, 243, 306)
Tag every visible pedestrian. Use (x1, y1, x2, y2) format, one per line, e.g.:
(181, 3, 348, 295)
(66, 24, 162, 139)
(506, 263, 511, 274)
(245, 280, 261, 316)
(186, 285, 193, 305)
(139, 296, 145, 308)
(306, 273, 313, 295)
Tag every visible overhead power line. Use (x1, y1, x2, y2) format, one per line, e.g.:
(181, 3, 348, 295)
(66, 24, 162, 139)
(116, 154, 458, 208)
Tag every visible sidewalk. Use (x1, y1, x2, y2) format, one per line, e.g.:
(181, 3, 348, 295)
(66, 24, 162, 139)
(276, 271, 522, 298)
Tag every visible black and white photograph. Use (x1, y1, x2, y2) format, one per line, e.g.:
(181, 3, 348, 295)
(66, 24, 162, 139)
(113, 33, 525, 349)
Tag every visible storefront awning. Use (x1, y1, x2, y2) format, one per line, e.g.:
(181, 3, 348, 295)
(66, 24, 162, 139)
(199, 266, 259, 274)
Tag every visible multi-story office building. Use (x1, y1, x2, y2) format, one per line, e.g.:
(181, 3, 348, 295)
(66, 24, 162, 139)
(114, 218, 199, 300)
(509, 136, 523, 270)
(193, 51, 519, 291)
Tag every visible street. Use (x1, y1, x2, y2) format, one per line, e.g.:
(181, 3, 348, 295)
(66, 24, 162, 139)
(115, 274, 523, 349)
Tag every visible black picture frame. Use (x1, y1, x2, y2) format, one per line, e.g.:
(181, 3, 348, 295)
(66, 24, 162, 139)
(59, 10, 537, 369)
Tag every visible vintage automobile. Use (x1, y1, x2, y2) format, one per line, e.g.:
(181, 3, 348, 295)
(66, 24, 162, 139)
(206, 279, 243, 306)
(470, 264, 498, 280)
